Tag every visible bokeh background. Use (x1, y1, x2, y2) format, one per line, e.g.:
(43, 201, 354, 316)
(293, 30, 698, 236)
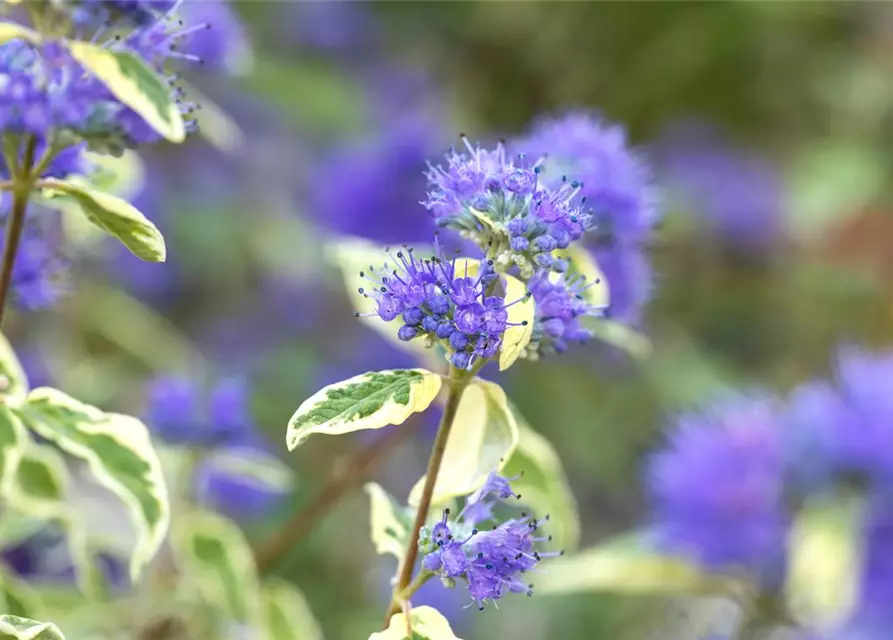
(9, 1, 893, 638)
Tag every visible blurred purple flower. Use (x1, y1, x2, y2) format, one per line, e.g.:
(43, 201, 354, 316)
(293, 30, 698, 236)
(647, 394, 788, 587)
(592, 245, 654, 326)
(516, 111, 660, 246)
(785, 347, 893, 493)
(278, 0, 375, 53)
(310, 116, 441, 244)
(144, 375, 254, 447)
(657, 121, 784, 250)
(178, 0, 252, 74)
(194, 447, 286, 521)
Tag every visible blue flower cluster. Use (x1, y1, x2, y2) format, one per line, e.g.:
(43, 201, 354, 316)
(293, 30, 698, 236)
(423, 138, 592, 277)
(516, 112, 659, 326)
(527, 270, 604, 357)
(421, 473, 561, 610)
(358, 241, 530, 370)
(0, 1, 204, 153)
(647, 347, 893, 636)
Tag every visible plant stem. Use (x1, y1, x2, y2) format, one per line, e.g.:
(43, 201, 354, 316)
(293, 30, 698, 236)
(0, 136, 37, 327)
(384, 367, 470, 623)
(253, 422, 414, 573)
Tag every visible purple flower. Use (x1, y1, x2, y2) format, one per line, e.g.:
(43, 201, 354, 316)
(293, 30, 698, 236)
(421, 473, 560, 610)
(785, 348, 893, 493)
(516, 111, 659, 246)
(193, 446, 287, 521)
(593, 245, 654, 326)
(144, 376, 254, 447)
(357, 241, 529, 370)
(176, 0, 252, 74)
(657, 121, 783, 250)
(424, 138, 593, 277)
(278, 0, 375, 54)
(646, 394, 789, 587)
(310, 116, 440, 244)
(527, 270, 605, 357)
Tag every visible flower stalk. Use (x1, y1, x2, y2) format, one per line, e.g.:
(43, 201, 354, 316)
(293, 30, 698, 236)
(0, 135, 38, 326)
(384, 365, 472, 624)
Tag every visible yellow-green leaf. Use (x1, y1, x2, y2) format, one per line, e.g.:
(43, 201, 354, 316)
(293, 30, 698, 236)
(287, 369, 442, 451)
(0, 568, 44, 620)
(171, 510, 260, 624)
(182, 81, 246, 154)
(371, 606, 462, 640)
(0, 615, 64, 640)
(39, 179, 165, 262)
(498, 273, 534, 371)
(537, 533, 732, 597)
(409, 379, 519, 506)
(579, 317, 652, 359)
(501, 405, 580, 551)
(16, 388, 170, 581)
(785, 493, 865, 629)
(0, 405, 27, 496)
(0, 22, 39, 45)
(0, 332, 28, 402)
(5, 443, 70, 521)
(66, 41, 185, 143)
(364, 482, 413, 561)
(261, 579, 325, 640)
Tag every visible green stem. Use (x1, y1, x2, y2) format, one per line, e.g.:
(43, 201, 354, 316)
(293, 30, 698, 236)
(384, 366, 471, 624)
(0, 136, 38, 327)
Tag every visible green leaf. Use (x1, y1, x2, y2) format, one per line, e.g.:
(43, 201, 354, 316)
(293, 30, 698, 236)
(364, 482, 414, 561)
(0, 22, 39, 45)
(261, 579, 325, 640)
(0, 615, 64, 640)
(0, 405, 28, 496)
(39, 179, 165, 262)
(536, 532, 736, 597)
(200, 446, 293, 494)
(0, 569, 44, 619)
(409, 379, 519, 507)
(785, 493, 865, 629)
(16, 388, 170, 581)
(66, 41, 185, 143)
(287, 369, 442, 451)
(5, 443, 70, 520)
(556, 245, 609, 309)
(371, 606, 462, 640)
(498, 272, 535, 371)
(181, 81, 247, 154)
(171, 510, 260, 623)
(579, 317, 652, 359)
(501, 405, 580, 551)
(325, 237, 437, 366)
(0, 332, 28, 402)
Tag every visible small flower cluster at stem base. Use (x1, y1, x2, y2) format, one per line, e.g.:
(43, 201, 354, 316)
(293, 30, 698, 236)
(419, 472, 562, 610)
(357, 239, 530, 370)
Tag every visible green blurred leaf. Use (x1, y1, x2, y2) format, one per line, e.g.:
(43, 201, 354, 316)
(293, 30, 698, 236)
(5, 443, 69, 520)
(785, 492, 864, 630)
(502, 404, 580, 551)
(409, 379, 519, 506)
(580, 317, 652, 359)
(66, 41, 185, 143)
(0, 615, 64, 640)
(171, 510, 260, 623)
(0, 332, 28, 403)
(16, 388, 169, 581)
(364, 482, 414, 561)
(0, 569, 44, 619)
(537, 532, 737, 597)
(201, 447, 293, 495)
(261, 578, 325, 640)
(39, 179, 165, 262)
(371, 606, 462, 640)
(287, 369, 442, 451)
(0, 406, 27, 497)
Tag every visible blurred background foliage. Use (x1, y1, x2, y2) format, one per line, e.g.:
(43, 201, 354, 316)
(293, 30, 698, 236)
(9, 1, 893, 638)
